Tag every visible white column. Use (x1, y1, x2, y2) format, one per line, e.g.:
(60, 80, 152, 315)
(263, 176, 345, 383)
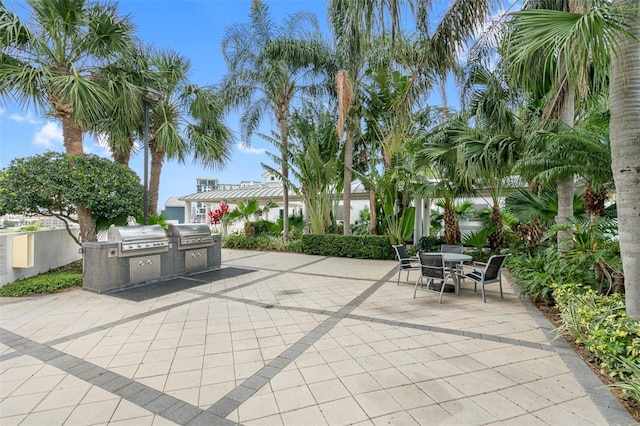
(184, 201, 192, 224)
(423, 198, 431, 238)
(414, 197, 422, 247)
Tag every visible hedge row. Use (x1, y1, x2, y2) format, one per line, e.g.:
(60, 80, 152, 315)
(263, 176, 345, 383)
(301, 234, 392, 260)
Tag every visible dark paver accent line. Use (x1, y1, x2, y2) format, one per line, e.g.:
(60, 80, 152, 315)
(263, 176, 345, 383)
(0, 327, 235, 426)
(188, 288, 556, 352)
(507, 274, 636, 425)
(0, 257, 331, 365)
(224, 265, 388, 283)
(202, 266, 398, 421)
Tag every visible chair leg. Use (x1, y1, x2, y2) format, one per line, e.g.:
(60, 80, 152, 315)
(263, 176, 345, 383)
(481, 283, 486, 303)
(499, 278, 503, 299)
(413, 275, 421, 298)
(397, 269, 401, 285)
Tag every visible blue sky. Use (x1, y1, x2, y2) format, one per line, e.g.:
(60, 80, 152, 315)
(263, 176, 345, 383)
(0, 0, 458, 211)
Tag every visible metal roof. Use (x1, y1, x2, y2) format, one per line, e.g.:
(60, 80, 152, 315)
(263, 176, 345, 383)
(179, 182, 368, 203)
(164, 197, 185, 208)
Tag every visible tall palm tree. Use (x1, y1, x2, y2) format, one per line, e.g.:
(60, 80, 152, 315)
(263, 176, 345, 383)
(220, 0, 330, 241)
(507, 1, 640, 317)
(0, 0, 135, 242)
(415, 117, 475, 245)
(145, 50, 233, 216)
(262, 104, 341, 234)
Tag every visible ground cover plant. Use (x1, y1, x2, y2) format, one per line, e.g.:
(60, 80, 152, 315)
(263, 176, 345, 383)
(0, 261, 83, 297)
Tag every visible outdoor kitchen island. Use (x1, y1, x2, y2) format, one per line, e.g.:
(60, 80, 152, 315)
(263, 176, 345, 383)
(81, 224, 221, 294)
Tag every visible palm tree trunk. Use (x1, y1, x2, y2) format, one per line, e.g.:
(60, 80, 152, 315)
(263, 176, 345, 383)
(582, 187, 607, 223)
(61, 116, 84, 156)
(112, 137, 133, 165)
(343, 131, 353, 235)
(443, 199, 457, 245)
(369, 189, 377, 235)
(61, 114, 97, 242)
(488, 202, 504, 252)
(149, 143, 164, 218)
(610, 0, 640, 320)
(556, 86, 575, 250)
(277, 110, 290, 241)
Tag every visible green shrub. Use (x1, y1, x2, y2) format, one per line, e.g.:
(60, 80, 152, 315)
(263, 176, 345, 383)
(251, 220, 275, 236)
(416, 236, 445, 252)
(222, 233, 302, 252)
(0, 272, 82, 296)
(285, 239, 303, 253)
(553, 282, 640, 383)
(507, 252, 557, 302)
(301, 234, 392, 260)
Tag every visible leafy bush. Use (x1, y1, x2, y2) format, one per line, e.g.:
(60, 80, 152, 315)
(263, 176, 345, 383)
(416, 236, 445, 252)
(301, 234, 392, 260)
(0, 272, 82, 296)
(553, 282, 640, 403)
(251, 220, 276, 236)
(506, 252, 556, 302)
(222, 233, 301, 252)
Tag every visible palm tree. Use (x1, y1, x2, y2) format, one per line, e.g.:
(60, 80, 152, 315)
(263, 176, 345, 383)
(0, 0, 135, 242)
(506, 1, 640, 318)
(220, 0, 330, 241)
(262, 104, 341, 234)
(415, 118, 475, 245)
(144, 50, 233, 216)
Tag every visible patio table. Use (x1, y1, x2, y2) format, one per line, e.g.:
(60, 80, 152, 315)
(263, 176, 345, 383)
(424, 252, 472, 294)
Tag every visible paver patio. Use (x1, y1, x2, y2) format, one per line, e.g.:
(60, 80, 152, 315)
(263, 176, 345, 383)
(0, 249, 635, 425)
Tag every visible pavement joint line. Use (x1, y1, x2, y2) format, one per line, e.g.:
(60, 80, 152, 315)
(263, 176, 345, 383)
(205, 265, 398, 419)
(1, 258, 632, 425)
(188, 281, 558, 353)
(0, 327, 223, 425)
(0, 257, 330, 364)
(506, 272, 636, 425)
(226, 265, 390, 283)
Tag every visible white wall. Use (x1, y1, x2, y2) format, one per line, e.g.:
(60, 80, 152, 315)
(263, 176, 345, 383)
(0, 229, 82, 287)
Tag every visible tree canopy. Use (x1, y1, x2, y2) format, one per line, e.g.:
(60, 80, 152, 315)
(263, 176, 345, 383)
(0, 153, 143, 245)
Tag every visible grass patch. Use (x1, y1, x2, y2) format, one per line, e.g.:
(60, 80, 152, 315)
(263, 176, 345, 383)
(0, 260, 83, 297)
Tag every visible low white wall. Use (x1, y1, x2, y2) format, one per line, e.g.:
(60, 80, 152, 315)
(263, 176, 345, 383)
(0, 229, 82, 287)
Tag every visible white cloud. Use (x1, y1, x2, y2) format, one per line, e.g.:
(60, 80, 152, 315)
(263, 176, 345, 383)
(10, 111, 40, 125)
(85, 141, 113, 159)
(237, 143, 266, 155)
(33, 122, 63, 149)
(0, 107, 5, 115)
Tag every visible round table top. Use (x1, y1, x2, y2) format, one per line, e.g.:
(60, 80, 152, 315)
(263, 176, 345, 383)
(427, 252, 473, 264)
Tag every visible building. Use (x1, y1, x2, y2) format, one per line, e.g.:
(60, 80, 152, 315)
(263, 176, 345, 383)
(195, 178, 220, 223)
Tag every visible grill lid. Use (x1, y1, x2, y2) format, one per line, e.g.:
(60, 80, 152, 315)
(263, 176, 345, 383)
(167, 224, 211, 238)
(108, 225, 168, 242)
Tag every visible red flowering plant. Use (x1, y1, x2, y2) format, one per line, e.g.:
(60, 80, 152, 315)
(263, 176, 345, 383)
(208, 202, 229, 234)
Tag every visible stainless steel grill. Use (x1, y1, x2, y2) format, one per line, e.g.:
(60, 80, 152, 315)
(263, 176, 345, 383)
(107, 225, 169, 257)
(167, 224, 214, 250)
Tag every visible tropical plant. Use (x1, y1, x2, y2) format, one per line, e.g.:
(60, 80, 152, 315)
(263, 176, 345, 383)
(0, 0, 136, 242)
(507, 0, 640, 318)
(145, 51, 233, 216)
(414, 119, 475, 245)
(263, 104, 340, 235)
(227, 199, 263, 237)
(220, 0, 330, 241)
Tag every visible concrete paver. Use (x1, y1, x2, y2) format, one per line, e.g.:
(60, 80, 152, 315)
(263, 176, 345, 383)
(0, 249, 636, 425)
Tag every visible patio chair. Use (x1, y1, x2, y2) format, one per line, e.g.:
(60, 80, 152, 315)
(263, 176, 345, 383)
(414, 252, 453, 303)
(455, 254, 510, 303)
(441, 244, 463, 254)
(393, 245, 420, 285)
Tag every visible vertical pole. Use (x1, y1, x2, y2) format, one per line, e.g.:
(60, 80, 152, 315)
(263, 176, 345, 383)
(143, 101, 149, 226)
